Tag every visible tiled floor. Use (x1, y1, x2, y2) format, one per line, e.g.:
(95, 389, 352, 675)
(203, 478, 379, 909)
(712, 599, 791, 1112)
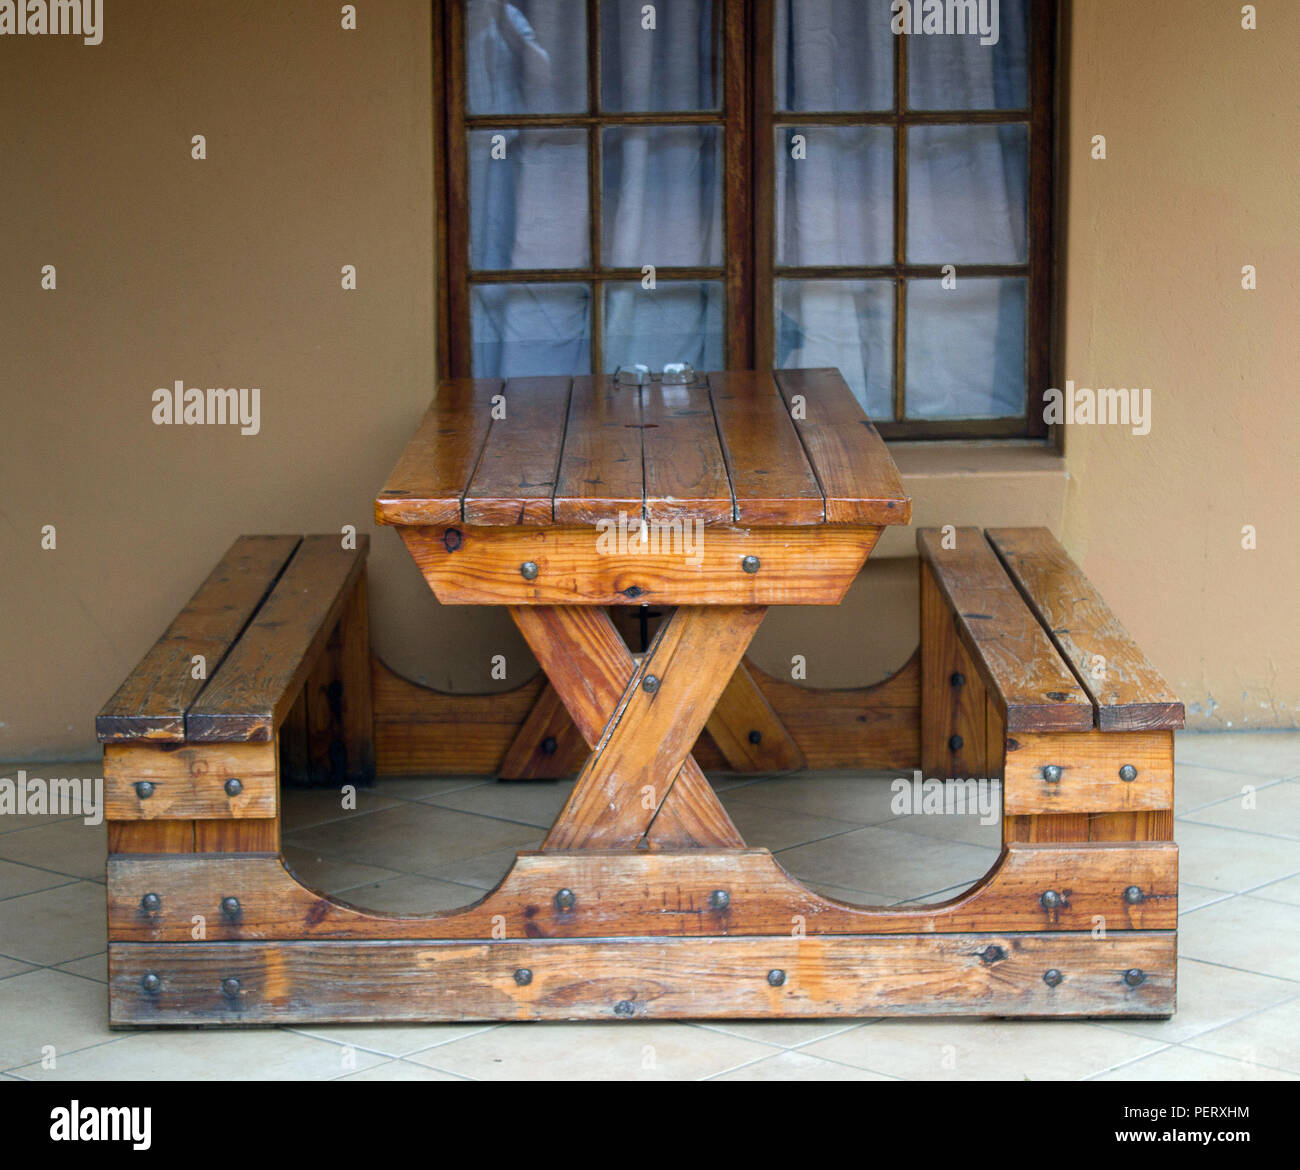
(1, 731, 1297, 1081)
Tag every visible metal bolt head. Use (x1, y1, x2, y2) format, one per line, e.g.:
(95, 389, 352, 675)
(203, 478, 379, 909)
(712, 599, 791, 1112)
(220, 896, 240, 918)
(140, 892, 162, 913)
(614, 999, 635, 1017)
(741, 555, 760, 574)
(642, 674, 660, 694)
(224, 777, 243, 797)
(541, 736, 557, 755)
(1123, 968, 1146, 987)
(747, 729, 762, 745)
(767, 969, 786, 987)
(222, 977, 242, 998)
(1040, 889, 1063, 910)
(948, 734, 964, 753)
(513, 968, 533, 986)
(134, 781, 155, 799)
(1042, 764, 1063, 783)
(708, 889, 731, 911)
(140, 972, 162, 994)
(950, 672, 965, 688)
(520, 561, 539, 581)
(1119, 764, 1138, 782)
(1042, 968, 1063, 988)
(1123, 885, 1145, 905)
(554, 888, 576, 912)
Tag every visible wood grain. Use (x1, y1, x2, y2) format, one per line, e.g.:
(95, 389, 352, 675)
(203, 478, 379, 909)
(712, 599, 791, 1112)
(551, 375, 644, 525)
(920, 562, 990, 780)
(704, 660, 806, 772)
(917, 528, 1094, 732)
(1003, 730, 1174, 816)
(986, 527, 1185, 731)
(187, 537, 368, 742)
(96, 535, 301, 742)
(497, 682, 589, 781)
(107, 842, 1178, 942)
(640, 381, 734, 524)
(109, 931, 1175, 1024)
(103, 742, 276, 820)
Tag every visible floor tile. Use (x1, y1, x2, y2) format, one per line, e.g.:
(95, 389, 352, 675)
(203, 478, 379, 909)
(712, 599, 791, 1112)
(424, 780, 575, 829)
(284, 803, 539, 878)
(1098, 958, 1298, 1044)
(1175, 732, 1300, 779)
(1179, 884, 1234, 915)
(0, 859, 75, 900)
(720, 772, 904, 826)
(279, 786, 402, 833)
(0, 970, 114, 1071)
(802, 1019, 1165, 1080)
(875, 808, 1001, 848)
(1173, 764, 1283, 816)
(0, 954, 37, 980)
(331, 874, 485, 914)
(720, 798, 864, 852)
(0, 761, 95, 835)
(1250, 874, 1300, 907)
(0, 819, 107, 881)
(337, 1059, 467, 1081)
(695, 1018, 865, 1050)
(407, 1021, 776, 1081)
(1171, 822, 1300, 893)
(1093, 1045, 1297, 1081)
(1183, 997, 1300, 1074)
(712, 1048, 894, 1080)
(13, 1028, 388, 1081)
(55, 952, 108, 984)
(424, 845, 539, 891)
(776, 825, 998, 902)
(1180, 778, 1300, 839)
(291, 1022, 498, 1059)
(1179, 895, 1300, 981)
(801, 881, 900, 906)
(280, 845, 403, 894)
(377, 776, 489, 801)
(0, 881, 107, 965)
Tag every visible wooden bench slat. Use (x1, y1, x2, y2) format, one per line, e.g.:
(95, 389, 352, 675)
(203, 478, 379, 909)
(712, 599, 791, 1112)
(917, 528, 1094, 732)
(96, 536, 302, 742)
(986, 528, 1185, 731)
(186, 536, 368, 743)
(641, 381, 734, 524)
(708, 371, 824, 525)
(774, 368, 912, 525)
(373, 379, 502, 526)
(464, 375, 573, 525)
(552, 375, 644, 524)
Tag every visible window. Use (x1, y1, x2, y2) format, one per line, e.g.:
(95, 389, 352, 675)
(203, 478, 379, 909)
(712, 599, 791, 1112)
(436, 0, 1058, 439)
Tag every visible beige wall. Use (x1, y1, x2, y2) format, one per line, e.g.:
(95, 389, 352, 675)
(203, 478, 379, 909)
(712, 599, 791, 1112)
(2, 0, 1295, 762)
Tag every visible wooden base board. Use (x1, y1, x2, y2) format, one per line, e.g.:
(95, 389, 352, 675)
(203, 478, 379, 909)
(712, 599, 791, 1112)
(109, 932, 1175, 1025)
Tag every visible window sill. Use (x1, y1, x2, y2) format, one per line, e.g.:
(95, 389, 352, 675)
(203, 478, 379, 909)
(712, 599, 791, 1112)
(873, 439, 1068, 558)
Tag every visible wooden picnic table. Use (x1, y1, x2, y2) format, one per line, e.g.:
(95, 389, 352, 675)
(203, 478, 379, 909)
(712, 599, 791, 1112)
(375, 367, 911, 852)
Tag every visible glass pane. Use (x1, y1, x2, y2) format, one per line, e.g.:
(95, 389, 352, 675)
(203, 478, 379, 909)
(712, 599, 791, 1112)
(603, 281, 724, 372)
(472, 283, 592, 378)
(601, 0, 719, 113)
(776, 279, 893, 417)
(908, 0, 1029, 110)
(466, 0, 588, 115)
(602, 126, 723, 268)
(905, 277, 1025, 418)
(775, 127, 893, 267)
(470, 129, 589, 270)
(774, 0, 893, 112)
(907, 124, 1027, 264)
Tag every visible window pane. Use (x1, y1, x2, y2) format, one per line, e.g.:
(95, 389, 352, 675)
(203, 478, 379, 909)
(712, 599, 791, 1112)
(470, 129, 589, 270)
(601, 0, 719, 113)
(776, 279, 893, 417)
(776, 127, 893, 267)
(466, 0, 588, 115)
(604, 281, 724, 372)
(907, 124, 1027, 264)
(774, 0, 893, 112)
(905, 277, 1025, 418)
(908, 0, 1029, 110)
(472, 283, 592, 378)
(602, 126, 723, 268)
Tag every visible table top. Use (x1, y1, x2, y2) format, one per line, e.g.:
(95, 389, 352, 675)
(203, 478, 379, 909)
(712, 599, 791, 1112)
(375, 368, 911, 530)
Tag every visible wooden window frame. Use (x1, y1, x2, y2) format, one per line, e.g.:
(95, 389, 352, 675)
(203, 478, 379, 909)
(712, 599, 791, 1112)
(435, 0, 1059, 442)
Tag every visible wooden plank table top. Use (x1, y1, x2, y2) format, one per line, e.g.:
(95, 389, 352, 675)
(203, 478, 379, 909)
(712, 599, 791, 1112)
(375, 369, 911, 530)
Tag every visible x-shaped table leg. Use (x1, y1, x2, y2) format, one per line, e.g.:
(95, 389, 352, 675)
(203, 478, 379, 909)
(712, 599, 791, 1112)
(509, 605, 764, 851)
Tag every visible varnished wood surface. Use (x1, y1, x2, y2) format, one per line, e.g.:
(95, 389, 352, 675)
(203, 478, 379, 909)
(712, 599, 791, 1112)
(375, 369, 911, 528)
(986, 528, 1185, 731)
(1003, 730, 1174, 816)
(918, 528, 1094, 732)
(187, 537, 368, 742)
(96, 536, 301, 742)
(103, 742, 276, 820)
(109, 931, 1175, 1024)
(107, 842, 1177, 943)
